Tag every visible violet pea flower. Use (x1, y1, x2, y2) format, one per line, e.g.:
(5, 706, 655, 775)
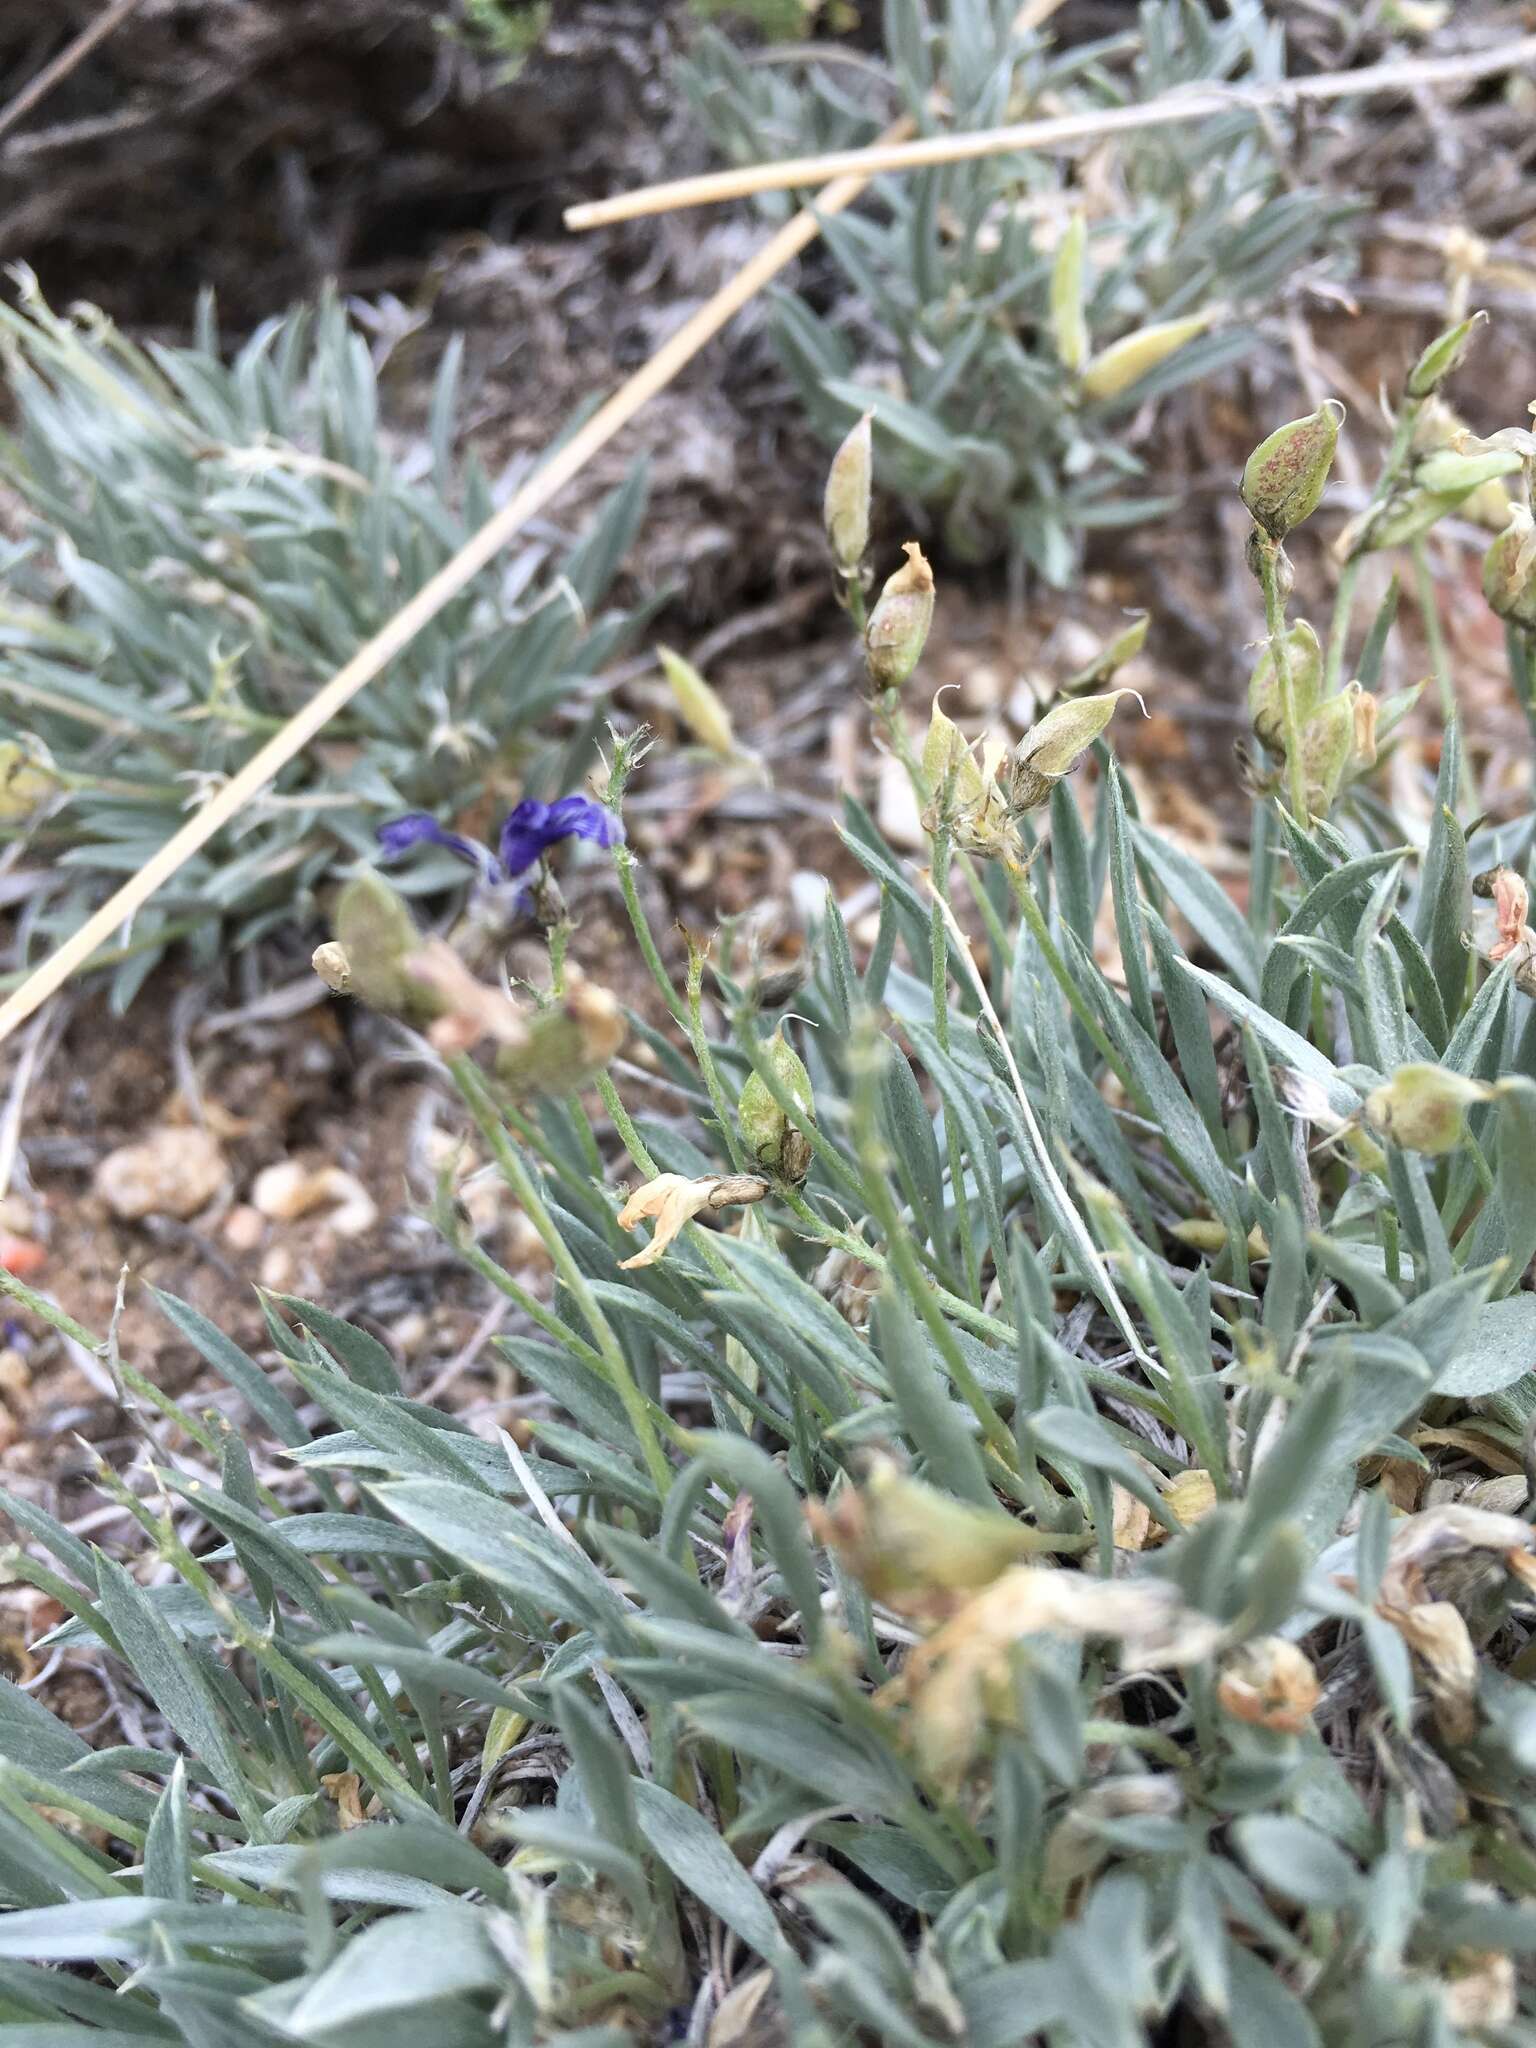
(376, 794, 622, 895)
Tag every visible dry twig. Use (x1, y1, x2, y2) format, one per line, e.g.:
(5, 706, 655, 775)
(0, 0, 146, 147)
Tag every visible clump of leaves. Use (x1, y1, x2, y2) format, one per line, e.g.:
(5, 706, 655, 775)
(5, 322, 1536, 2046)
(0, 278, 651, 1006)
(682, 0, 1357, 577)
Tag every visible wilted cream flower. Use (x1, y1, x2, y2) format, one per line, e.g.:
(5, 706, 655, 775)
(1485, 866, 1534, 964)
(494, 974, 625, 1097)
(1364, 1064, 1494, 1157)
(1164, 1469, 1218, 1528)
(0, 739, 62, 822)
(1217, 1637, 1320, 1735)
(1362, 1503, 1536, 1745)
(616, 1172, 768, 1270)
(920, 698, 1016, 855)
(1483, 506, 1536, 628)
(864, 542, 935, 691)
(883, 1564, 1222, 1786)
(808, 1455, 1076, 1617)
(405, 940, 529, 1055)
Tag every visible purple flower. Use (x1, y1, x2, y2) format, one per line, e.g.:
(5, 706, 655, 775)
(377, 795, 622, 893)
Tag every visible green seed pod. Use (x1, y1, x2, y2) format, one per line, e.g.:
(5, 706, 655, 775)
(1009, 687, 1141, 812)
(1240, 400, 1344, 539)
(824, 410, 873, 574)
(1247, 620, 1323, 754)
(1483, 508, 1536, 628)
(494, 977, 625, 1098)
(739, 1027, 815, 1181)
(1365, 1063, 1493, 1156)
(1407, 310, 1487, 399)
(331, 871, 445, 1025)
(863, 542, 934, 691)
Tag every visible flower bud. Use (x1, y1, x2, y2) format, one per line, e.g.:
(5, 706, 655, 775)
(331, 871, 446, 1026)
(1407, 310, 1487, 399)
(1483, 508, 1536, 629)
(921, 699, 986, 812)
(656, 644, 735, 759)
(739, 1026, 815, 1182)
(493, 974, 624, 1097)
(1353, 447, 1524, 554)
(1063, 612, 1148, 694)
(0, 740, 61, 822)
(1080, 310, 1216, 403)
(809, 1454, 1063, 1613)
(1350, 684, 1379, 772)
(1247, 620, 1322, 754)
(824, 411, 873, 574)
(864, 542, 934, 691)
(1240, 400, 1343, 539)
(1050, 213, 1089, 375)
(1008, 687, 1142, 813)
(922, 705, 1014, 854)
(311, 942, 352, 995)
(1365, 1063, 1494, 1156)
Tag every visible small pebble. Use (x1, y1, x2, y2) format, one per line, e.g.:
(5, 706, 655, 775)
(95, 1127, 226, 1222)
(222, 1204, 266, 1253)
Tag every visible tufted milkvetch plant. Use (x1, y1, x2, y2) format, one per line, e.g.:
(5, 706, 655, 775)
(0, 281, 652, 1007)
(4, 314, 1536, 2044)
(681, 0, 1358, 577)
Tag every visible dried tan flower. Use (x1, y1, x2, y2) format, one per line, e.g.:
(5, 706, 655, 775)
(616, 1172, 768, 1270)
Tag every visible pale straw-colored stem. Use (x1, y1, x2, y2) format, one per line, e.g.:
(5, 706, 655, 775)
(565, 36, 1536, 232)
(0, 119, 914, 1048)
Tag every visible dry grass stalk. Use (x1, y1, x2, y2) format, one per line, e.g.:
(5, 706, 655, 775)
(565, 34, 1536, 231)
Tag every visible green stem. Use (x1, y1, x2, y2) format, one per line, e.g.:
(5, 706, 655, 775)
(450, 1056, 671, 1499)
(1412, 541, 1473, 808)
(930, 827, 982, 1306)
(1324, 554, 1361, 697)
(684, 946, 752, 1176)
(1002, 858, 1121, 1079)
(1257, 534, 1308, 822)
(614, 844, 688, 1028)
